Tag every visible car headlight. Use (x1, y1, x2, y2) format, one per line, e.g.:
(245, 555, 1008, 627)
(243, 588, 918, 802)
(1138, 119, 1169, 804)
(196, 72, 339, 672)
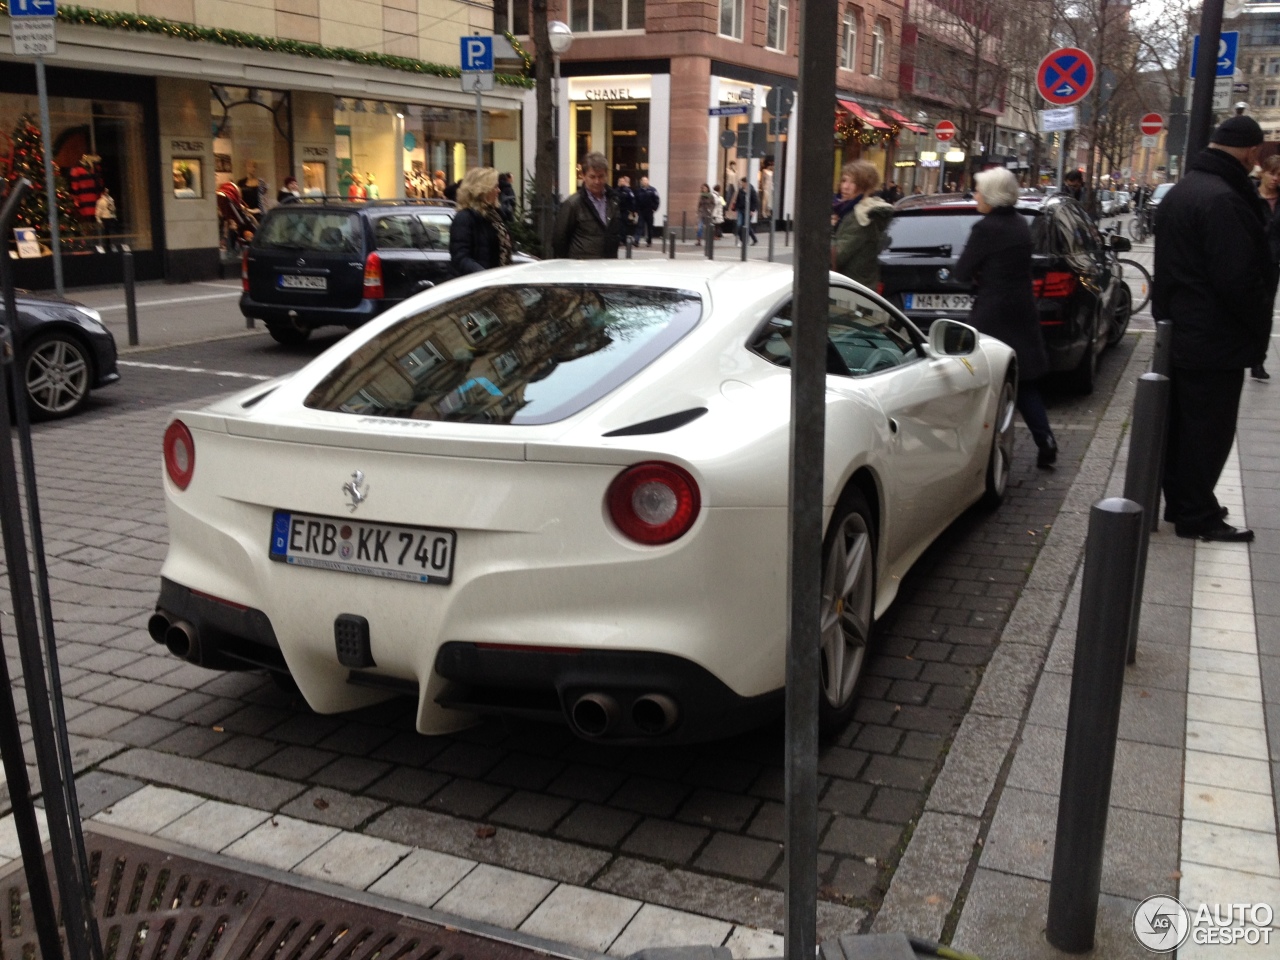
(74, 307, 105, 328)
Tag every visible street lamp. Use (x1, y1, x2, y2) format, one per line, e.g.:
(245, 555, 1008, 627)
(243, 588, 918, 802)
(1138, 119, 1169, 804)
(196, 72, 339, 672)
(548, 20, 574, 197)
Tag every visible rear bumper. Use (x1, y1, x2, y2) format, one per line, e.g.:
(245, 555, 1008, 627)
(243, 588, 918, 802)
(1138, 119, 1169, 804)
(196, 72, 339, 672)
(239, 294, 384, 330)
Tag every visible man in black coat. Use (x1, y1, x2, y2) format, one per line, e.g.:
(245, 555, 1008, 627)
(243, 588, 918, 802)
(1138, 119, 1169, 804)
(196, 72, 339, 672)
(552, 151, 622, 259)
(634, 176, 660, 246)
(1152, 114, 1275, 542)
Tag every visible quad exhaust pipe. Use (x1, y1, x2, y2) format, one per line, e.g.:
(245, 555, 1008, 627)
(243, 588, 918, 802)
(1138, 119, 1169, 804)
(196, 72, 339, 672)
(568, 691, 680, 738)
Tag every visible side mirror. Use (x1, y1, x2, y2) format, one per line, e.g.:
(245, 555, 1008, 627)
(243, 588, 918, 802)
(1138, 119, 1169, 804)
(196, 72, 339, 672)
(1109, 235, 1131, 253)
(928, 318, 978, 357)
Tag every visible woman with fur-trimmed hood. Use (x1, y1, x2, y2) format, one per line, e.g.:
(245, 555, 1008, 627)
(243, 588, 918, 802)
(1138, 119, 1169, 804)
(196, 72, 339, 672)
(831, 160, 895, 288)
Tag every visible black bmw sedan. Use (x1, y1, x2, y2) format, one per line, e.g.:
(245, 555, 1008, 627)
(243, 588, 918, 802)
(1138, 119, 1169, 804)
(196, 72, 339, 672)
(878, 193, 1132, 394)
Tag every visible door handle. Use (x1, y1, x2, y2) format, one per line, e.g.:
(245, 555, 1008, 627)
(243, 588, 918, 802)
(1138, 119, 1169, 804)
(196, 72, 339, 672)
(888, 417, 899, 434)
(416, 280, 435, 289)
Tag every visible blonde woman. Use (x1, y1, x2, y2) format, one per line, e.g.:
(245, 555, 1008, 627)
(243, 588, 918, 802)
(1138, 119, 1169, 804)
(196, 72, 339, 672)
(831, 160, 894, 288)
(450, 167, 513, 276)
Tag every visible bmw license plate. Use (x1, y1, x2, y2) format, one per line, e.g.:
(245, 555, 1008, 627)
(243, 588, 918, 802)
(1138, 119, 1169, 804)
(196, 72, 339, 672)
(279, 274, 327, 290)
(903, 292, 974, 311)
(269, 510, 456, 585)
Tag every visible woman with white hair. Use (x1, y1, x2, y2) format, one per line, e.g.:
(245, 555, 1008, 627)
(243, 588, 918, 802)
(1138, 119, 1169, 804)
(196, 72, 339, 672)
(954, 166, 1058, 468)
(449, 167, 513, 276)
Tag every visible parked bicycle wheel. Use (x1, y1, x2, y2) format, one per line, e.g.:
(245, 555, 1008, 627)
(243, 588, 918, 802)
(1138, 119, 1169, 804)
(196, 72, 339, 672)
(1117, 257, 1152, 314)
(1126, 215, 1151, 243)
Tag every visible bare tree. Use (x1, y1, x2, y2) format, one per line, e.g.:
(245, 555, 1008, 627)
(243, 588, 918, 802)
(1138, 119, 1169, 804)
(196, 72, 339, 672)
(531, 0, 555, 253)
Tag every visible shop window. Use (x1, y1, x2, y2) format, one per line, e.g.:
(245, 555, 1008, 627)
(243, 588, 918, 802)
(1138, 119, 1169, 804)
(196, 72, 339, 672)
(720, 0, 744, 40)
(1266, 88, 1278, 107)
(570, 0, 644, 32)
(0, 94, 151, 257)
(841, 11, 858, 70)
(172, 158, 202, 199)
(870, 23, 886, 78)
(767, 0, 788, 51)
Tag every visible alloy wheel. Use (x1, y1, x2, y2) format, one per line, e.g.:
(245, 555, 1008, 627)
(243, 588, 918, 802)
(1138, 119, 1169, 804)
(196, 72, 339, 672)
(25, 335, 90, 418)
(820, 509, 874, 709)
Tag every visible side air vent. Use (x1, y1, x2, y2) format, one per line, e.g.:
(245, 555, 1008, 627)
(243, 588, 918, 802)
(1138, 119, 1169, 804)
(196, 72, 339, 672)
(602, 407, 708, 437)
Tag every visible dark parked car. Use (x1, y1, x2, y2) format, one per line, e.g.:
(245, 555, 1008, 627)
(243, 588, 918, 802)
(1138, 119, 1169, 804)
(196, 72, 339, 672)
(878, 193, 1132, 393)
(241, 197, 512, 345)
(2, 292, 119, 420)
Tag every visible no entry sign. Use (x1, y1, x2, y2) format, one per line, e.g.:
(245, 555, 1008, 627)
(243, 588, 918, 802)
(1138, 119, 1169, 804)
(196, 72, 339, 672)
(935, 120, 956, 142)
(1139, 113, 1164, 136)
(1037, 47, 1096, 106)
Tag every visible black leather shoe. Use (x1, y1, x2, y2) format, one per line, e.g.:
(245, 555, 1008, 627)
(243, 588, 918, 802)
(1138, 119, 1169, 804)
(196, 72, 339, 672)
(1175, 521, 1255, 543)
(1252, 364, 1270, 380)
(1036, 436, 1058, 469)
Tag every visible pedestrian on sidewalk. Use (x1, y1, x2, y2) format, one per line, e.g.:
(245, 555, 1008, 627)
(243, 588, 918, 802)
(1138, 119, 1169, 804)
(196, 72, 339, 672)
(634, 176, 660, 246)
(831, 160, 894, 289)
(731, 177, 759, 246)
(711, 184, 726, 239)
(449, 167, 513, 276)
(552, 152, 622, 259)
(1253, 153, 1280, 380)
(696, 184, 714, 246)
(953, 167, 1059, 469)
(1152, 114, 1274, 542)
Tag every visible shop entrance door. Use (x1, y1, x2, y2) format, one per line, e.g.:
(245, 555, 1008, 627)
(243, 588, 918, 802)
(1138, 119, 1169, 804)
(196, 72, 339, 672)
(607, 102, 649, 186)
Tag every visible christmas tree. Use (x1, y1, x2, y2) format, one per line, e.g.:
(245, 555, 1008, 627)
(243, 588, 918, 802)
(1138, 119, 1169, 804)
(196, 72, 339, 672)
(5, 114, 81, 243)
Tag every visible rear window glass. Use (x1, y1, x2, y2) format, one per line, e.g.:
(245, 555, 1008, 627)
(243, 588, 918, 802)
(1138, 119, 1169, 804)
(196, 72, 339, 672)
(885, 211, 1045, 258)
(255, 211, 360, 253)
(304, 285, 703, 425)
(418, 213, 452, 250)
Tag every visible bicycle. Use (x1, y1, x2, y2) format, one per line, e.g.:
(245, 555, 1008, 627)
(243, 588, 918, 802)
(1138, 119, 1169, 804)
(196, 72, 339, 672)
(1127, 207, 1153, 243)
(1116, 257, 1152, 315)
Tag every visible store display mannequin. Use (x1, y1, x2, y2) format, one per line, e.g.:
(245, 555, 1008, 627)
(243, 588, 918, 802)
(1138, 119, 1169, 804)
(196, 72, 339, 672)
(69, 153, 103, 222)
(365, 173, 379, 199)
(95, 188, 117, 250)
(432, 169, 446, 197)
(347, 170, 367, 199)
(278, 177, 300, 203)
(238, 160, 264, 214)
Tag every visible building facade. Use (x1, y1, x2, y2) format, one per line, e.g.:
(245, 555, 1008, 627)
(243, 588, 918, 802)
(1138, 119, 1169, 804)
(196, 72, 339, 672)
(0, 0, 528, 287)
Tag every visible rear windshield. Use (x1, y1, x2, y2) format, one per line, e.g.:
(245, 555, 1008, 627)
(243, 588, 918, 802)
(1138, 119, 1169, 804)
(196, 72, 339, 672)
(884, 211, 1042, 259)
(304, 285, 703, 425)
(255, 210, 361, 253)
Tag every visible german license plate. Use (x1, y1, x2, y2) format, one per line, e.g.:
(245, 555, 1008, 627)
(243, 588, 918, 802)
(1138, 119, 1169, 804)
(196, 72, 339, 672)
(279, 274, 327, 290)
(904, 292, 974, 311)
(269, 510, 455, 585)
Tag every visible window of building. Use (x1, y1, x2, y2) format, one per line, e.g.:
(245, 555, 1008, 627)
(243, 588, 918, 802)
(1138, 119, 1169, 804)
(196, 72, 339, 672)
(1266, 88, 1278, 107)
(841, 11, 857, 69)
(767, 0, 789, 51)
(1247, 21, 1280, 46)
(571, 0, 644, 32)
(720, 0, 745, 40)
(493, 0, 530, 34)
(1269, 56, 1280, 75)
(870, 22, 886, 78)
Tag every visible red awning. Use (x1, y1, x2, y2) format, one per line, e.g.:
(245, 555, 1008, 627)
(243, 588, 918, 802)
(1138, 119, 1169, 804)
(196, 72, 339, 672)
(882, 108, 927, 134)
(837, 99, 890, 130)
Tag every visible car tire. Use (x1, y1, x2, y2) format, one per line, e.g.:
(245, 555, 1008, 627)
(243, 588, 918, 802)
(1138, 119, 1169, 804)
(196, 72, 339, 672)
(818, 488, 876, 738)
(266, 319, 311, 346)
(22, 331, 92, 421)
(982, 372, 1018, 509)
(1108, 282, 1132, 347)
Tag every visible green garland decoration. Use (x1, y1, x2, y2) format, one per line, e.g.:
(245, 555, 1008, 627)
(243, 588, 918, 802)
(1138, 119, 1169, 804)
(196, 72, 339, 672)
(0, 1, 534, 89)
(504, 31, 533, 76)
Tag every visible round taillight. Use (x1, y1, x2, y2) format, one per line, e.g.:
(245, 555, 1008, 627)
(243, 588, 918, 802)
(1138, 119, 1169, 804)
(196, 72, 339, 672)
(163, 420, 195, 490)
(606, 462, 701, 545)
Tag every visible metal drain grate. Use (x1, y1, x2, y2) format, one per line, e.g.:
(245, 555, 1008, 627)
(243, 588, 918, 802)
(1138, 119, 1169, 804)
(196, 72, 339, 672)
(1, 832, 551, 960)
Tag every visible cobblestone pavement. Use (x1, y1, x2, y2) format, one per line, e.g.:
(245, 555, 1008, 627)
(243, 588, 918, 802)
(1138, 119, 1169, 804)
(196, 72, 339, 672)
(0, 324, 1136, 936)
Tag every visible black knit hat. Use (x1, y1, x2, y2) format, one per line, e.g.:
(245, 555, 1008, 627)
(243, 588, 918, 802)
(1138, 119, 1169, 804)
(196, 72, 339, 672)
(1211, 115, 1264, 147)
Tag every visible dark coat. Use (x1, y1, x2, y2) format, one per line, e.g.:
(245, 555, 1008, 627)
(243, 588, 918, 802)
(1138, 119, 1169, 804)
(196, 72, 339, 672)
(635, 185, 660, 215)
(953, 206, 1049, 382)
(552, 186, 622, 259)
(731, 184, 758, 219)
(450, 207, 501, 276)
(1152, 148, 1275, 369)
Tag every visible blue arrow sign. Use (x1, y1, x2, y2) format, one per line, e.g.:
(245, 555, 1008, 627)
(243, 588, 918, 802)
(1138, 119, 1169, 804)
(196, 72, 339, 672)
(1191, 31, 1238, 78)
(709, 105, 750, 117)
(9, 0, 56, 16)
(460, 35, 493, 72)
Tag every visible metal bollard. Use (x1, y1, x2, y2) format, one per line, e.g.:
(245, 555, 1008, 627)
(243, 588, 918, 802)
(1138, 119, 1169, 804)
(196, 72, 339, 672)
(625, 235, 633, 259)
(681, 211, 687, 243)
(1046, 498, 1144, 954)
(1123, 373, 1171, 664)
(122, 244, 139, 347)
(785, 217, 792, 247)
(669, 232, 676, 259)
(706, 223, 715, 260)
(1151, 319, 1173, 377)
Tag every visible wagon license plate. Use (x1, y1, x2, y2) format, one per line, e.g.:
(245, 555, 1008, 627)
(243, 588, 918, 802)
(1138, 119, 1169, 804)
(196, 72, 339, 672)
(903, 292, 974, 311)
(278, 274, 327, 290)
(269, 510, 455, 585)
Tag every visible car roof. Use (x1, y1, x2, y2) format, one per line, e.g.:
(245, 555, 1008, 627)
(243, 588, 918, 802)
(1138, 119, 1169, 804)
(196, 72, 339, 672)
(272, 197, 456, 215)
(893, 192, 1054, 215)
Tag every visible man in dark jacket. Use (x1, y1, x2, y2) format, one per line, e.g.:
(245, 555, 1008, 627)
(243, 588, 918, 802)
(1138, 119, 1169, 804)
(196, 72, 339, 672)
(1152, 114, 1275, 542)
(634, 176, 660, 246)
(731, 178, 759, 245)
(553, 152, 622, 259)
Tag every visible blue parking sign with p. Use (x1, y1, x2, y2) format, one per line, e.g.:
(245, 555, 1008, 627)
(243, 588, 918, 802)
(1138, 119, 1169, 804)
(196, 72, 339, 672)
(9, 0, 57, 16)
(461, 36, 493, 72)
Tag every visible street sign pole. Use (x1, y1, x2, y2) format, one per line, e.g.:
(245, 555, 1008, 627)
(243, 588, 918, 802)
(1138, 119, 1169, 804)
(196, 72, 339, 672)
(474, 74, 484, 169)
(743, 110, 754, 261)
(34, 58, 63, 293)
(1189, 0, 1227, 155)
